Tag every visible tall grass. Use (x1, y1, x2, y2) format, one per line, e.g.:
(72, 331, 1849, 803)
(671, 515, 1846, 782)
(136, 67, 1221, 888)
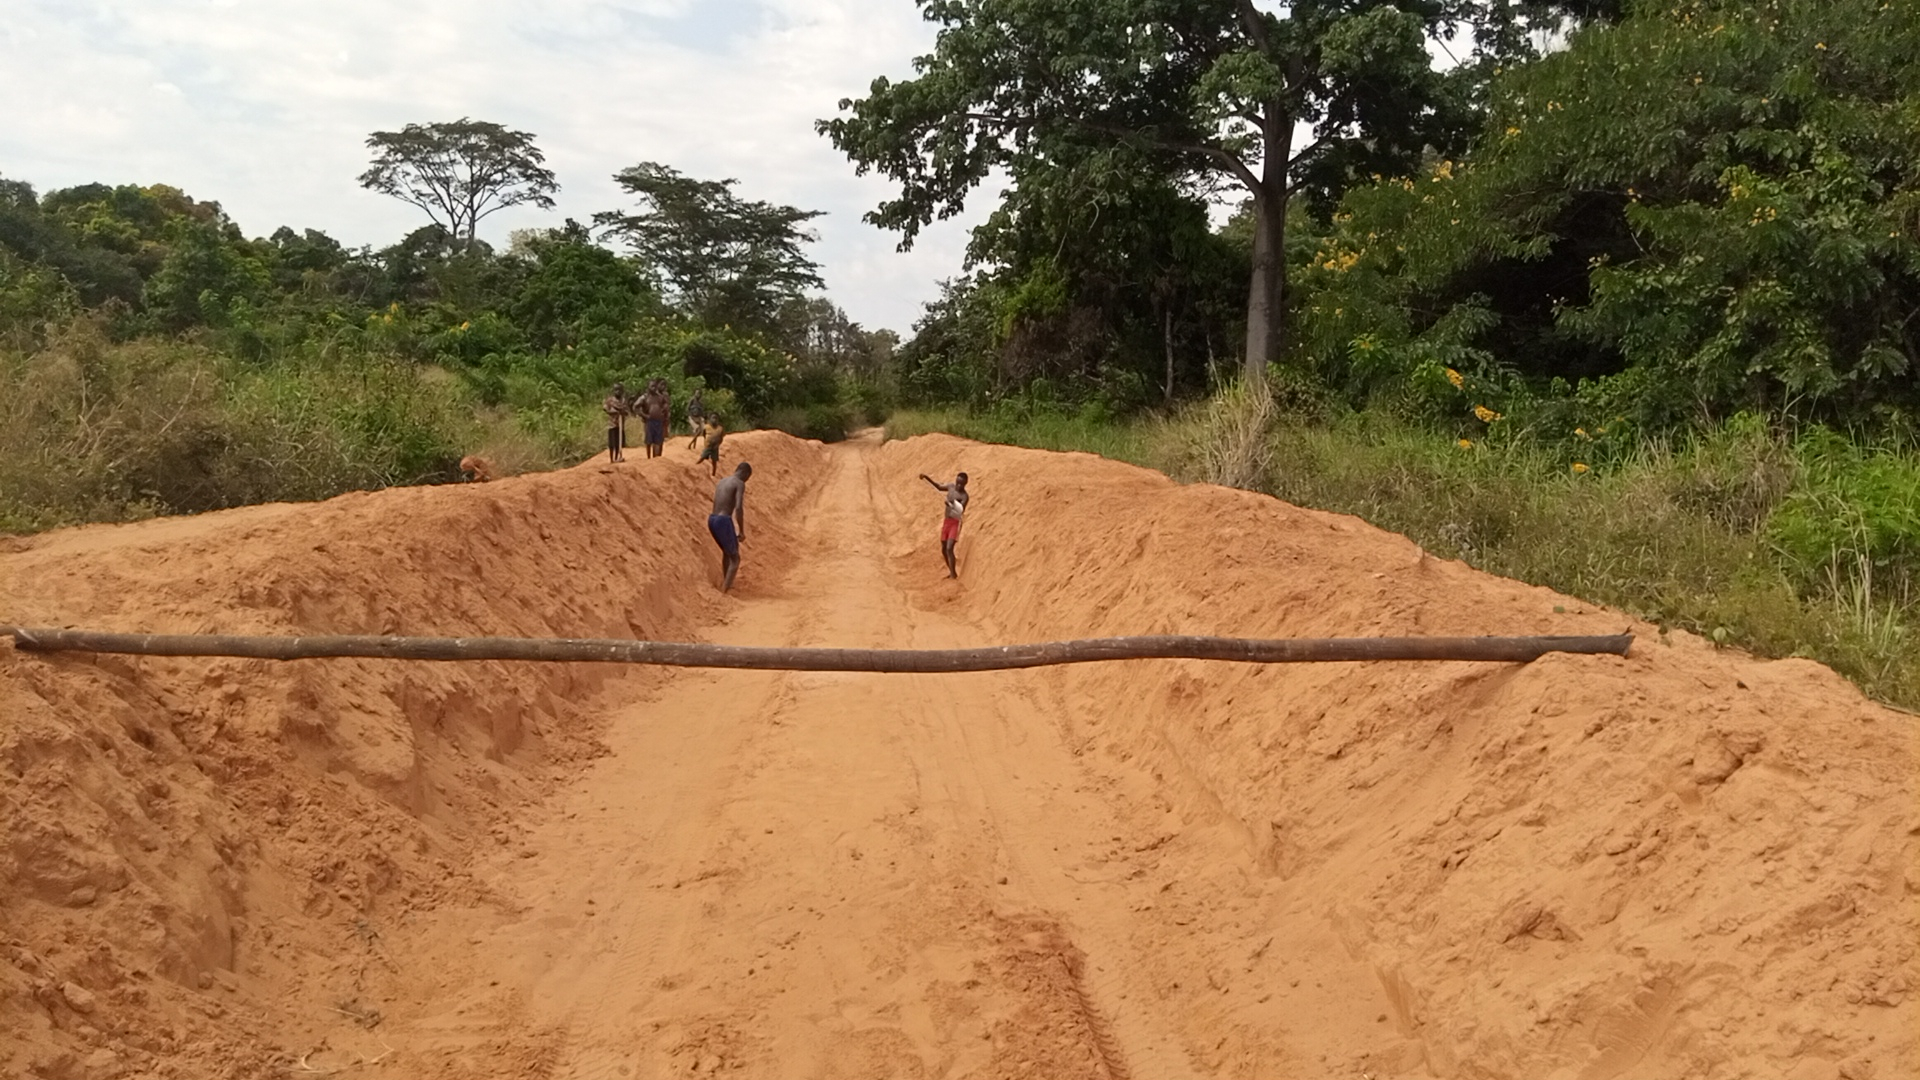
(887, 397, 1920, 711)
(0, 322, 593, 534)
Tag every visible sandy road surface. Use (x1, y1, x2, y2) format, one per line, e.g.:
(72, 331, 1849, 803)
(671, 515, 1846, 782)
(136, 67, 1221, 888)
(372, 437, 1243, 1079)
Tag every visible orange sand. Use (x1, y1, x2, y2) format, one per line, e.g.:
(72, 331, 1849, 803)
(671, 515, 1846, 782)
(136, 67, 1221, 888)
(1, 430, 1913, 1079)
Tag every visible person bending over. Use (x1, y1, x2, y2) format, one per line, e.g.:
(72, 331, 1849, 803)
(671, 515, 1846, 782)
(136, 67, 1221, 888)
(919, 471, 969, 579)
(708, 462, 752, 592)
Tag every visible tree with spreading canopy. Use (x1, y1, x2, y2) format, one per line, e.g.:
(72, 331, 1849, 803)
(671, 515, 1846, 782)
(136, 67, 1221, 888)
(820, 0, 1606, 383)
(593, 162, 824, 333)
(357, 119, 559, 245)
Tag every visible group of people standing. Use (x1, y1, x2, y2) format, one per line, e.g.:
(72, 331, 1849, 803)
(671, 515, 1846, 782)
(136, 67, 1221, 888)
(603, 380, 726, 475)
(597, 378, 972, 592)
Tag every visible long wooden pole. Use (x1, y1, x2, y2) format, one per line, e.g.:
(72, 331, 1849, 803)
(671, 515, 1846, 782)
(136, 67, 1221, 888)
(0, 626, 1632, 672)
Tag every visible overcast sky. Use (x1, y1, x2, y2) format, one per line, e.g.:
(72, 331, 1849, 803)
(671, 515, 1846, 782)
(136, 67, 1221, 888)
(0, 0, 987, 334)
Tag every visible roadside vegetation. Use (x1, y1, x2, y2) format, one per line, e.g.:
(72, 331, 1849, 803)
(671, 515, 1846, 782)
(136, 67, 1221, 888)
(0, 132, 890, 531)
(863, 0, 1918, 707)
(889, 398, 1918, 710)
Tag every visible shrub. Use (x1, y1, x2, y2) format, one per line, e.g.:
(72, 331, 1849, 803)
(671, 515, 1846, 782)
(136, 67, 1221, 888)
(0, 319, 597, 533)
(761, 402, 852, 443)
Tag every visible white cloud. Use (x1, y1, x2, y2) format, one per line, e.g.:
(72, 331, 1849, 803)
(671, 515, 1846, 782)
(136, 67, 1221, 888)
(0, 0, 985, 333)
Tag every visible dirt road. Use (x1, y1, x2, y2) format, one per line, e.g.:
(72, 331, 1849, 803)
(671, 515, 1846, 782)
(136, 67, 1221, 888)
(4, 430, 1914, 1080)
(371, 439, 1238, 1079)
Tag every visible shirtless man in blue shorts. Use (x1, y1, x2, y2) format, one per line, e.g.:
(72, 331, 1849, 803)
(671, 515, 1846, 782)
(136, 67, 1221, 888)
(708, 462, 751, 591)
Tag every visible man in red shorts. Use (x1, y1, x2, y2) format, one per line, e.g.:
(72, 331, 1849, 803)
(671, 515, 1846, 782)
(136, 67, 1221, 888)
(918, 471, 969, 579)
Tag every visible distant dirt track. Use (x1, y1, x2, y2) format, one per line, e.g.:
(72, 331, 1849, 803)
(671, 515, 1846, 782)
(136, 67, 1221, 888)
(0, 428, 1912, 1080)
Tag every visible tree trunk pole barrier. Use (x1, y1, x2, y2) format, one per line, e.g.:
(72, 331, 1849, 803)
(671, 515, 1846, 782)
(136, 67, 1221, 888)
(1, 626, 1632, 672)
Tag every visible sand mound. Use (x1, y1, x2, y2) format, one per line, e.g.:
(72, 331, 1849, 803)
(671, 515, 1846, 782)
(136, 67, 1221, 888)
(1, 428, 1913, 1080)
(878, 435, 1919, 1079)
(0, 433, 822, 1079)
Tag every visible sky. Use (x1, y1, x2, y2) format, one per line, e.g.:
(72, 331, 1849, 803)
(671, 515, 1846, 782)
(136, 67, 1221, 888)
(0, 0, 987, 335)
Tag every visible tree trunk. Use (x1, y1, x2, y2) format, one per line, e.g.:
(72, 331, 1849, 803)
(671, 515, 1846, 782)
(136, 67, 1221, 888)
(1241, 194, 1281, 384)
(1242, 105, 1294, 386)
(1163, 305, 1176, 403)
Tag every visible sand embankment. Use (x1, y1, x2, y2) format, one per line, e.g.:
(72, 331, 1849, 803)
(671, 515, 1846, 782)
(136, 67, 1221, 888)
(1, 429, 1912, 1080)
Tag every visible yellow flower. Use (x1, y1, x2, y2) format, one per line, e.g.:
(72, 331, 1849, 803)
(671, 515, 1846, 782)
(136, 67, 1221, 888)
(1457, 438, 1473, 450)
(1473, 405, 1503, 423)
(1815, 42, 1827, 50)
(1572, 462, 1591, 474)
(1505, 126, 1521, 137)
(1446, 368, 1465, 389)
(459, 320, 471, 331)
(1575, 427, 1590, 439)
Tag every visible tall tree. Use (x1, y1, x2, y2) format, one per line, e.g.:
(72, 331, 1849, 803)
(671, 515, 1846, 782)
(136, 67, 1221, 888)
(964, 143, 1248, 401)
(593, 163, 824, 332)
(821, 0, 1585, 382)
(358, 119, 559, 244)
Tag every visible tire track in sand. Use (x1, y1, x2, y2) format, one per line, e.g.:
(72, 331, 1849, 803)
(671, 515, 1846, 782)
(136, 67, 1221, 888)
(872, 452, 1203, 1080)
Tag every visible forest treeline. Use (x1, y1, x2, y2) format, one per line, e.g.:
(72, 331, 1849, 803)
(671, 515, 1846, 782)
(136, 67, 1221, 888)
(0, 144, 891, 531)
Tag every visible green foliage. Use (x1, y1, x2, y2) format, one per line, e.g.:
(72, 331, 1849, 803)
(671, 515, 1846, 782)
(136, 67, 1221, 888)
(1252, 411, 1917, 706)
(823, 0, 1591, 374)
(0, 323, 554, 533)
(507, 223, 659, 351)
(1768, 427, 1920, 602)
(144, 218, 271, 332)
(0, 248, 76, 346)
(893, 276, 1002, 407)
(0, 150, 882, 535)
(886, 402, 1153, 464)
(594, 163, 823, 334)
(762, 402, 855, 444)
(1300, 0, 1920, 430)
(954, 146, 1250, 402)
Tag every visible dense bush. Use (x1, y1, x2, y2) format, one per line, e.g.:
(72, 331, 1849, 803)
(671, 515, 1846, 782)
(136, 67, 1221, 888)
(1297, 0, 1920, 431)
(0, 323, 516, 532)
